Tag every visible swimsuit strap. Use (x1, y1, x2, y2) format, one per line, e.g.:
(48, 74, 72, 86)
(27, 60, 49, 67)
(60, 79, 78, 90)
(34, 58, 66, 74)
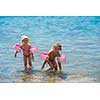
(20, 45, 25, 50)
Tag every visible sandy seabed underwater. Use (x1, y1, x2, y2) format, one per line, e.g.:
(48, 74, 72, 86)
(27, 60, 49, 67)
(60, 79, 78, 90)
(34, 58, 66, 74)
(0, 16, 100, 83)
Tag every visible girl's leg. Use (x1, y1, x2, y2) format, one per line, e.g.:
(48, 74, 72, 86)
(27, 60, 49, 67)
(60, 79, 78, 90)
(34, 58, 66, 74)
(23, 56, 27, 70)
(47, 59, 54, 70)
(58, 61, 62, 71)
(28, 55, 32, 69)
(52, 60, 58, 71)
(57, 58, 62, 71)
(42, 58, 54, 71)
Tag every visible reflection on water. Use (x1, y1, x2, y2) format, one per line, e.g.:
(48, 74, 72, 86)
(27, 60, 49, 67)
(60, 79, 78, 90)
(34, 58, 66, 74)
(16, 70, 68, 83)
(15, 69, 98, 83)
(22, 72, 34, 82)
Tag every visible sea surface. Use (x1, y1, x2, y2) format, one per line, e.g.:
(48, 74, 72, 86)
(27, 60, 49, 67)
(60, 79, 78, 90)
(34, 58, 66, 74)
(0, 16, 100, 83)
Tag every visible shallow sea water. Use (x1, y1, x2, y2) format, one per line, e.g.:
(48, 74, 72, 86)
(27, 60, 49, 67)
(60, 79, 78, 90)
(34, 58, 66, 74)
(0, 16, 100, 83)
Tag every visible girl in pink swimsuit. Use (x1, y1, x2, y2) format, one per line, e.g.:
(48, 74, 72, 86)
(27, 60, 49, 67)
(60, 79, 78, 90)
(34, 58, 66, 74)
(14, 36, 34, 71)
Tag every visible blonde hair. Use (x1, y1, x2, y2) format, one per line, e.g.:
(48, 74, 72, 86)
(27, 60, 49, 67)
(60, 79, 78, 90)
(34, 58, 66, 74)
(53, 43, 62, 50)
(21, 35, 30, 43)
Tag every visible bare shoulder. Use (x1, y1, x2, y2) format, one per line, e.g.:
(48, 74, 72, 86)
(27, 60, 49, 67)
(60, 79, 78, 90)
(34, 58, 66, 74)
(28, 44, 32, 48)
(48, 49, 53, 54)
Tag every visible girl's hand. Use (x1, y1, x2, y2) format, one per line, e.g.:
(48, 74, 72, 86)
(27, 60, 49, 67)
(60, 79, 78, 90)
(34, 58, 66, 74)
(14, 54, 17, 58)
(32, 56, 34, 61)
(32, 54, 34, 61)
(41, 66, 45, 71)
(14, 51, 18, 58)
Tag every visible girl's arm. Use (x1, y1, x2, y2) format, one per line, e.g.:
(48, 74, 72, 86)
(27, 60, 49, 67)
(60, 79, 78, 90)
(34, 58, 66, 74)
(41, 60, 47, 70)
(57, 60, 62, 71)
(32, 53, 34, 60)
(29, 45, 34, 60)
(57, 52, 62, 71)
(14, 51, 18, 58)
(14, 44, 22, 58)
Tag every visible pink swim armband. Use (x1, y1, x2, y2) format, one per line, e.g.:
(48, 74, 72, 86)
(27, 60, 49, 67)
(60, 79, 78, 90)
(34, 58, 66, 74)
(40, 52, 67, 62)
(30, 46, 38, 53)
(58, 54, 67, 62)
(40, 52, 49, 60)
(13, 43, 21, 52)
(13, 44, 38, 53)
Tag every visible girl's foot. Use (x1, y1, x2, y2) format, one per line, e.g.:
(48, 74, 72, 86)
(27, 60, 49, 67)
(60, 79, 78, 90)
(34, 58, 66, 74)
(47, 68, 55, 72)
(24, 68, 28, 73)
(54, 68, 58, 71)
(28, 66, 32, 71)
(52, 68, 56, 72)
(23, 66, 28, 72)
(24, 66, 27, 70)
